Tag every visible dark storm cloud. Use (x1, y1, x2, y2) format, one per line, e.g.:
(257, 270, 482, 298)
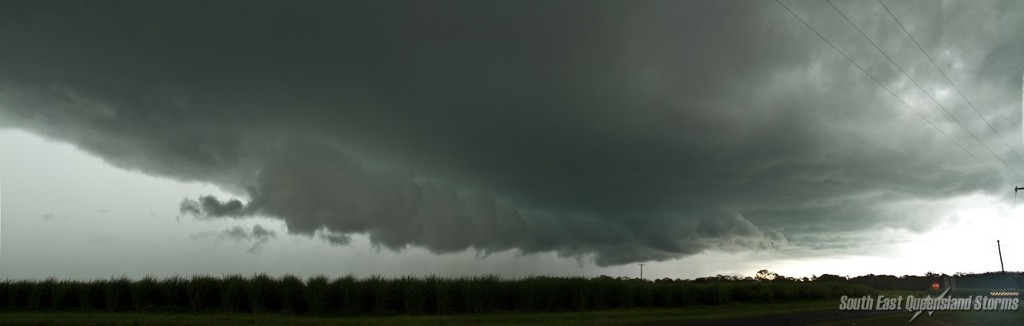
(180, 196, 254, 218)
(0, 0, 1022, 265)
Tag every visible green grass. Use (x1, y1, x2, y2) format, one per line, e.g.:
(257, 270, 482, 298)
(810, 309, 1024, 326)
(0, 300, 839, 325)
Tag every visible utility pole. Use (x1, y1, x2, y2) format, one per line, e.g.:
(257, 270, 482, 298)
(1015, 187, 1024, 207)
(998, 240, 1005, 273)
(639, 263, 644, 280)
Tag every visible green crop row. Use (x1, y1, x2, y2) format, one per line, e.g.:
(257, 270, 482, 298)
(0, 275, 875, 315)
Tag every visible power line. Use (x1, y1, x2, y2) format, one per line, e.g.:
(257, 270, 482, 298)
(827, 0, 1019, 182)
(825, 0, 1024, 181)
(878, 0, 1024, 166)
(774, 0, 1013, 186)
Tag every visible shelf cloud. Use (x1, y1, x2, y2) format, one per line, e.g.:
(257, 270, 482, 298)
(0, 0, 1021, 265)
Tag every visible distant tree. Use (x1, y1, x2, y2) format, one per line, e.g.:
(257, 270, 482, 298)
(814, 274, 847, 283)
(755, 269, 778, 281)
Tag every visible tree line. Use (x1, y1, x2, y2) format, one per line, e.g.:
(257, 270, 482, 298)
(0, 274, 876, 315)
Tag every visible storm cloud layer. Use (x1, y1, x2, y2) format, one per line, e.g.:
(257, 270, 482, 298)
(1, 0, 1022, 265)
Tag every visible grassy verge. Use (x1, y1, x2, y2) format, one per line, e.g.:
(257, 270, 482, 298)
(0, 300, 838, 325)
(811, 309, 1024, 326)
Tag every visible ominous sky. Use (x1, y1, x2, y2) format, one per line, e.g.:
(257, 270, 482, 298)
(1, 0, 1023, 278)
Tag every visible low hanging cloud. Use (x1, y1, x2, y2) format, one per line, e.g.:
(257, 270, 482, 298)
(178, 139, 785, 265)
(1, 1, 1022, 265)
(191, 224, 277, 254)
